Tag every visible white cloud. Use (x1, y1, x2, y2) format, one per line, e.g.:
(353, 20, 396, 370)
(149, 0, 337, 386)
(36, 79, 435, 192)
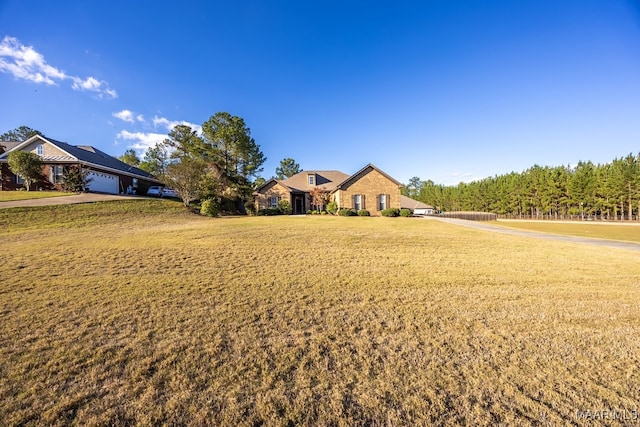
(0, 36, 117, 99)
(152, 115, 202, 134)
(113, 109, 135, 123)
(116, 130, 166, 152)
(113, 109, 146, 124)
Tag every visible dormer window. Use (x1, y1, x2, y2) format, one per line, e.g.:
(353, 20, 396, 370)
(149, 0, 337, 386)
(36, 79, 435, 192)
(36, 144, 44, 156)
(307, 173, 315, 186)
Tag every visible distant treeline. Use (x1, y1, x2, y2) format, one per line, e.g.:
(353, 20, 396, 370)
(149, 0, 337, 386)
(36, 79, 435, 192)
(404, 153, 640, 220)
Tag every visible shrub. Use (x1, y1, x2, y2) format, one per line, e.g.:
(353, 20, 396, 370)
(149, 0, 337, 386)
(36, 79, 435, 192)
(62, 166, 92, 193)
(381, 208, 400, 217)
(257, 207, 281, 216)
(338, 208, 357, 216)
(326, 201, 338, 215)
(357, 210, 370, 216)
(244, 200, 256, 215)
(306, 210, 312, 215)
(278, 199, 292, 215)
(321, 211, 327, 215)
(200, 199, 219, 217)
(400, 208, 412, 217)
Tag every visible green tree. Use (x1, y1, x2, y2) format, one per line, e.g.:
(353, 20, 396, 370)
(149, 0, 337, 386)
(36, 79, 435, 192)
(202, 112, 266, 202)
(164, 125, 207, 159)
(61, 166, 92, 193)
(0, 126, 42, 142)
(118, 149, 141, 167)
(404, 176, 423, 198)
(275, 158, 301, 179)
(139, 142, 170, 179)
(7, 151, 43, 191)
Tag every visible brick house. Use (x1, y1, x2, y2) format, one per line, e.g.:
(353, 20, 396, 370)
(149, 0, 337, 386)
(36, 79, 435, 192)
(254, 164, 404, 215)
(0, 135, 161, 194)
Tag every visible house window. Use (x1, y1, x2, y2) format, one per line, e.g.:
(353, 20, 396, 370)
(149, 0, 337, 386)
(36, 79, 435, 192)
(36, 144, 44, 156)
(268, 196, 279, 207)
(354, 194, 362, 211)
(378, 194, 387, 211)
(15, 174, 24, 185)
(308, 174, 315, 186)
(51, 165, 64, 183)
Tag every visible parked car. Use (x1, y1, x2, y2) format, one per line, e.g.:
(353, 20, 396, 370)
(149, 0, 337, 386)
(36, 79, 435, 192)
(161, 187, 178, 198)
(146, 186, 162, 197)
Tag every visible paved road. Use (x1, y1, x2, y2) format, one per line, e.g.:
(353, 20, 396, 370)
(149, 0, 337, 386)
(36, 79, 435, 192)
(0, 193, 145, 209)
(428, 216, 640, 252)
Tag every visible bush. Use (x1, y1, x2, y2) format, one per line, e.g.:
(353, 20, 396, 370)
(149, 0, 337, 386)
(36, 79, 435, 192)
(321, 211, 327, 215)
(306, 210, 312, 215)
(381, 208, 400, 217)
(278, 199, 292, 215)
(338, 208, 357, 216)
(200, 199, 219, 217)
(400, 208, 412, 217)
(357, 210, 370, 216)
(244, 200, 256, 215)
(257, 207, 281, 216)
(326, 201, 338, 215)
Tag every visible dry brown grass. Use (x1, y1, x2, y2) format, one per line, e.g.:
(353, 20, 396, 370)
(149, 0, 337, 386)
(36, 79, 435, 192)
(497, 219, 640, 243)
(1, 202, 640, 425)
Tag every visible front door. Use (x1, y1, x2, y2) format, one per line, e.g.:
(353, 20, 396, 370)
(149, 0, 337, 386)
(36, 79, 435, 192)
(294, 196, 304, 214)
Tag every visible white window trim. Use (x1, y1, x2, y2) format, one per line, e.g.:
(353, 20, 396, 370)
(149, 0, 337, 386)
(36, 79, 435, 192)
(354, 194, 362, 211)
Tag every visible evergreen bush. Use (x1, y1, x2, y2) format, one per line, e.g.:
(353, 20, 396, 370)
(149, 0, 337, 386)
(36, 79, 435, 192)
(200, 199, 219, 217)
(381, 208, 400, 217)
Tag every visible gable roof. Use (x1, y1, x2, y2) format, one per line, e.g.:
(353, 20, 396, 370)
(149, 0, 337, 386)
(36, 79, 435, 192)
(335, 163, 403, 191)
(400, 195, 434, 210)
(0, 135, 158, 181)
(280, 170, 350, 192)
(0, 141, 21, 153)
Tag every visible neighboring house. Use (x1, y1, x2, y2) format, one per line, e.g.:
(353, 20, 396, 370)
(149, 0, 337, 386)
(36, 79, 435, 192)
(400, 195, 436, 215)
(0, 134, 161, 194)
(254, 163, 404, 215)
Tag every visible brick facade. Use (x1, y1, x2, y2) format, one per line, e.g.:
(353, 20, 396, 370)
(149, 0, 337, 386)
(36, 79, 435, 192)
(334, 167, 401, 215)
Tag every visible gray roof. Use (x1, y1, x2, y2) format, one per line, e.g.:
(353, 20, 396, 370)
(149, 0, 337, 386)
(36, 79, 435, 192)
(1, 135, 157, 181)
(0, 141, 21, 152)
(280, 170, 350, 192)
(400, 195, 434, 210)
(44, 137, 156, 179)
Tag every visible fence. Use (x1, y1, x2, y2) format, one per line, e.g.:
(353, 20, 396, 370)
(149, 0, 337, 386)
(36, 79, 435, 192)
(439, 212, 498, 221)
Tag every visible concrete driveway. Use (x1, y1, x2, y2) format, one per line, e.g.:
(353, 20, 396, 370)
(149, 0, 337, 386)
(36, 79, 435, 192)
(0, 193, 145, 209)
(428, 216, 640, 252)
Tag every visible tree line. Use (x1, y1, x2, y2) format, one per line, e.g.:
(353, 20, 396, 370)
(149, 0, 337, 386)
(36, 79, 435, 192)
(404, 153, 640, 220)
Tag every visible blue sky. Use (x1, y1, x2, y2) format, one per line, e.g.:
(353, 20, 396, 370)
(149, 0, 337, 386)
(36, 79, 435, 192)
(1, 1, 639, 185)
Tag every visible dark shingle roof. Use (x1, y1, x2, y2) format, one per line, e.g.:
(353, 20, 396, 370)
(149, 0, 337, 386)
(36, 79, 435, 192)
(43, 137, 156, 179)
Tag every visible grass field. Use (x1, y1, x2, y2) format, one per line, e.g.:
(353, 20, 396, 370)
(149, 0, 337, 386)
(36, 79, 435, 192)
(1, 200, 640, 425)
(497, 219, 640, 243)
(0, 190, 71, 202)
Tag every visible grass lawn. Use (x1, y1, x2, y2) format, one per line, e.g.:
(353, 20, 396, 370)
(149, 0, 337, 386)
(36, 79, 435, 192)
(0, 190, 71, 202)
(1, 201, 639, 425)
(497, 219, 640, 243)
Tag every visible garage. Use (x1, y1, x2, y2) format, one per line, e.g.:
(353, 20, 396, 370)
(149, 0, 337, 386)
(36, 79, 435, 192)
(86, 170, 119, 194)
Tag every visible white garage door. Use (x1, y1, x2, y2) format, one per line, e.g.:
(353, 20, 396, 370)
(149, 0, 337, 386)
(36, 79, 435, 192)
(86, 171, 119, 194)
